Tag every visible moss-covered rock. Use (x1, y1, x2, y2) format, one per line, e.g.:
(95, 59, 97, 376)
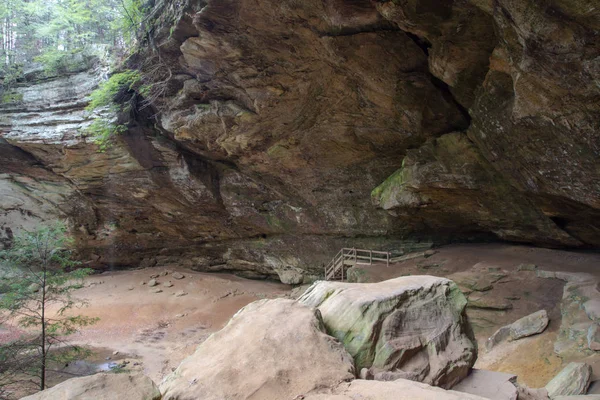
(299, 276, 477, 389)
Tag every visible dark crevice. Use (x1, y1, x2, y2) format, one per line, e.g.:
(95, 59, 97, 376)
(404, 31, 432, 56)
(318, 23, 401, 38)
(394, 27, 472, 131)
(429, 75, 471, 129)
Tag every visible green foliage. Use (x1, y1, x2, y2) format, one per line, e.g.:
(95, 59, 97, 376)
(85, 119, 127, 151)
(0, 222, 98, 395)
(86, 70, 142, 111)
(84, 69, 145, 149)
(1, 92, 23, 104)
(33, 49, 89, 76)
(0, 64, 24, 89)
(1, 0, 147, 76)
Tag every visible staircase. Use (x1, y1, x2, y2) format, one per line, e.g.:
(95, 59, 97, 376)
(324, 248, 391, 281)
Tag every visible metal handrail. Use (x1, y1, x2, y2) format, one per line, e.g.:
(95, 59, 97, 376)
(324, 247, 391, 281)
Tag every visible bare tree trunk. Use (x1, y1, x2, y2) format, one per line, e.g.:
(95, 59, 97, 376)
(40, 268, 47, 391)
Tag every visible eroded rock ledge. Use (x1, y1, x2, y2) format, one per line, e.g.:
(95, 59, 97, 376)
(1, 0, 598, 279)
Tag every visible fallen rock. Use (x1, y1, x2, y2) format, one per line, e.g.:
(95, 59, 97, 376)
(298, 276, 477, 389)
(468, 296, 513, 311)
(172, 272, 185, 280)
(517, 264, 538, 272)
(452, 369, 517, 400)
(304, 379, 488, 400)
(273, 266, 304, 285)
(148, 279, 158, 287)
(424, 250, 437, 258)
(487, 310, 549, 350)
(535, 271, 595, 284)
(588, 324, 600, 351)
(545, 363, 592, 398)
(174, 290, 187, 297)
(159, 299, 355, 400)
(163, 281, 173, 288)
(510, 310, 549, 340)
(450, 263, 508, 293)
(151, 288, 163, 294)
(149, 274, 160, 279)
(360, 368, 373, 380)
(21, 373, 161, 400)
(516, 384, 550, 400)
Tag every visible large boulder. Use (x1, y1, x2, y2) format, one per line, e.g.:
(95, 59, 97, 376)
(159, 299, 355, 400)
(298, 276, 477, 388)
(21, 373, 161, 400)
(304, 379, 488, 400)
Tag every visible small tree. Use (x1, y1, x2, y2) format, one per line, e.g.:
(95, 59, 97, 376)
(0, 222, 98, 395)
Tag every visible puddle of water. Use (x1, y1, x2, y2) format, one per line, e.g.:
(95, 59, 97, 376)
(46, 346, 134, 388)
(59, 359, 119, 376)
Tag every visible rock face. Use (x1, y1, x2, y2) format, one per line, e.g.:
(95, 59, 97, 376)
(371, 0, 600, 247)
(159, 299, 355, 400)
(1, 0, 599, 278)
(20, 373, 161, 400)
(299, 276, 477, 389)
(545, 362, 592, 398)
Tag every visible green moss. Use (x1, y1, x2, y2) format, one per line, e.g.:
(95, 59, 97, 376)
(371, 165, 410, 204)
(1, 92, 23, 104)
(265, 215, 282, 229)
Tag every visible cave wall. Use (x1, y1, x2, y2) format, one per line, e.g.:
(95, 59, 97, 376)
(0, 0, 598, 281)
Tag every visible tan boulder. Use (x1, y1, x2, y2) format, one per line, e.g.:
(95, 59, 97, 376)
(159, 299, 355, 400)
(21, 373, 161, 400)
(304, 379, 489, 400)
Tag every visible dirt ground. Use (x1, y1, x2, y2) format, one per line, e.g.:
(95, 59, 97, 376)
(67, 269, 291, 382)
(2, 242, 600, 395)
(0, 267, 290, 396)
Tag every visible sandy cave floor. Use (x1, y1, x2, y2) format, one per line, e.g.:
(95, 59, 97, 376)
(1, 242, 600, 394)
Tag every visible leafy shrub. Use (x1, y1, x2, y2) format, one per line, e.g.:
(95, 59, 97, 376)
(84, 69, 148, 150)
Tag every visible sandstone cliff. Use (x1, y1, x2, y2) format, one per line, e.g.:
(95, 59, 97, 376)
(1, 0, 598, 280)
